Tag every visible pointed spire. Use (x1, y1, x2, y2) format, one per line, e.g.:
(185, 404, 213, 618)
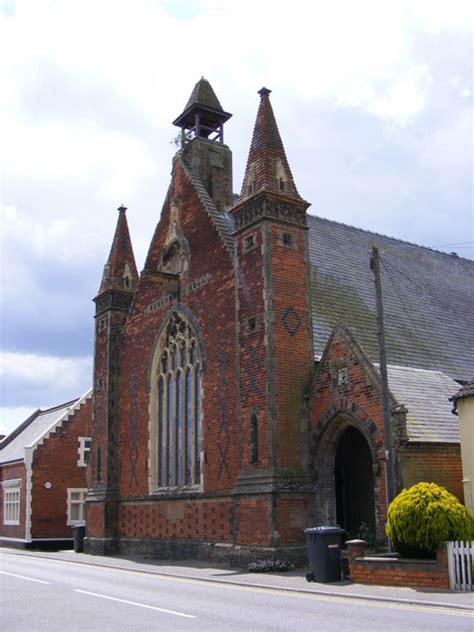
(237, 87, 303, 203)
(98, 205, 139, 294)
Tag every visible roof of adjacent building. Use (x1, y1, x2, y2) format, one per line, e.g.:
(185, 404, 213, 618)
(308, 215, 474, 382)
(450, 378, 474, 402)
(0, 390, 91, 465)
(382, 365, 461, 443)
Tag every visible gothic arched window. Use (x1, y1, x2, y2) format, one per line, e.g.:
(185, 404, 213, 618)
(150, 312, 202, 490)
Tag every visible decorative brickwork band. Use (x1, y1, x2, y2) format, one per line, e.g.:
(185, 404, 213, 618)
(95, 291, 134, 316)
(232, 193, 308, 234)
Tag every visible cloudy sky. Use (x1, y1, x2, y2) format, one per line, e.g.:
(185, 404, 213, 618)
(1, 0, 472, 436)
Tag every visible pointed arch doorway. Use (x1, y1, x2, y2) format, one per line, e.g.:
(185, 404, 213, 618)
(335, 426, 376, 536)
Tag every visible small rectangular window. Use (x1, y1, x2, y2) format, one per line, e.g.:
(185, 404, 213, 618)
(2, 479, 21, 525)
(338, 367, 349, 386)
(245, 316, 258, 335)
(97, 317, 107, 333)
(67, 488, 87, 525)
(77, 437, 92, 467)
(243, 232, 257, 253)
(279, 231, 294, 248)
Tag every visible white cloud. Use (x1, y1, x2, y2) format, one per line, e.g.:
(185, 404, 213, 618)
(1, 124, 155, 199)
(0, 351, 92, 390)
(407, 0, 474, 33)
(0, 406, 38, 437)
(0, 352, 92, 430)
(336, 65, 433, 126)
(1, 204, 100, 264)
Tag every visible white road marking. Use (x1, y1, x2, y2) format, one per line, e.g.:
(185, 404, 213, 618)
(0, 570, 49, 584)
(74, 589, 196, 618)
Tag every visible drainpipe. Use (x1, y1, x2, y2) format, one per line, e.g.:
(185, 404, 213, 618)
(24, 447, 33, 543)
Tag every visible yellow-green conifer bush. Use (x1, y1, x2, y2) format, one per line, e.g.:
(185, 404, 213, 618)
(386, 482, 474, 558)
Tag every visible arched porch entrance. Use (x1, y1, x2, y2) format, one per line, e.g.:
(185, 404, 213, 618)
(335, 426, 376, 536)
(313, 414, 379, 538)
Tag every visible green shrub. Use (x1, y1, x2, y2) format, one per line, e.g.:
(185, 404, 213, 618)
(386, 482, 474, 556)
(358, 522, 383, 553)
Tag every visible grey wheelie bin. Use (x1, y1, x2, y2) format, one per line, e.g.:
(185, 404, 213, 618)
(304, 526, 345, 582)
(72, 524, 86, 553)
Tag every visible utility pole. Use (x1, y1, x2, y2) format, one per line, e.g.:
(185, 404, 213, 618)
(370, 246, 396, 513)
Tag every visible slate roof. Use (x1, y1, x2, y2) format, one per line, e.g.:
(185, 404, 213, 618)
(308, 215, 474, 381)
(382, 365, 461, 443)
(0, 392, 91, 465)
(183, 77, 225, 113)
(173, 78, 232, 130)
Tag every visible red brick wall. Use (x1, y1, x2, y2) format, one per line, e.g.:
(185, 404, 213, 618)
(86, 502, 104, 538)
(0, 463, 27, 539)
(30, 398, 91, 539)
(120, 498, 233, 543)
(236, 221, 312, 474)
(117, 158, 237, 502)
(276, 496, 312, 545)
(349, 543, 449, 589)
(271, 224, 313, 470)
(398, 443, 463, 502)
(237, 225, 269, 469)
(235, 497, 271, 545)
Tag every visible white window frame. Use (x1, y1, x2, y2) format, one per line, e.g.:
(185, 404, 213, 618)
(67, 488, 87, 525)
(2, 478, 21, 525)
(77, 437, 92, 467)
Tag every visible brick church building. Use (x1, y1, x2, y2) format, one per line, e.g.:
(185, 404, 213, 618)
(85, 79, 473, 563)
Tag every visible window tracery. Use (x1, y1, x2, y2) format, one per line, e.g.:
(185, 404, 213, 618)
(150, 312, 202, 490)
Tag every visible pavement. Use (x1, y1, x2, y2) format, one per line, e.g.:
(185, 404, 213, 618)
(3, 547, 473, 612)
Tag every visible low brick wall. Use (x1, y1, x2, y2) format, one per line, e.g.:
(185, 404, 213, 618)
(347, 539, 449, 589)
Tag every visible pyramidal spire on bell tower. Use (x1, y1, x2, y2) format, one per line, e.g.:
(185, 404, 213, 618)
(237, 87, 304, 204)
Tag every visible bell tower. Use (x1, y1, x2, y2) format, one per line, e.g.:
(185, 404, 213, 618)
(173, 77, 233, 213)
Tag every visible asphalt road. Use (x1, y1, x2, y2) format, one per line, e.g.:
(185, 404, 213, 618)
(1, 551, 473, 632)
